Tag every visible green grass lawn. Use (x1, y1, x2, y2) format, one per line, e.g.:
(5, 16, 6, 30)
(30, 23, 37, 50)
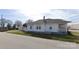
(7, 30, 79, 43)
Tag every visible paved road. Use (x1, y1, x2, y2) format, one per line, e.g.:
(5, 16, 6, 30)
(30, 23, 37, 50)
(0, 32, 79, 49)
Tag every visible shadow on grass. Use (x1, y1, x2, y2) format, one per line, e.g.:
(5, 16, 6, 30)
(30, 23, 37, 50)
(24, 31, 78, 43)
(7, 30, 79, 43)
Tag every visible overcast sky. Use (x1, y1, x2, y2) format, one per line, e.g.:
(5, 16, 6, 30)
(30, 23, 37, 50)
(0, 0, 79, 24)
(0, 9, 79, 24)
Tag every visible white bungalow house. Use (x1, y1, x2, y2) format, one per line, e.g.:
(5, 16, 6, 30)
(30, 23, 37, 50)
(23, 17, 70, 34)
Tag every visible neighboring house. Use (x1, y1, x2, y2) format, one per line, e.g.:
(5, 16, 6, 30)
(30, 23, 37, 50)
(24, 17, 70, 34)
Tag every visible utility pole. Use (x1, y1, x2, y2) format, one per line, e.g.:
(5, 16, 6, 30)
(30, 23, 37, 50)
(0, 15, 5, 31)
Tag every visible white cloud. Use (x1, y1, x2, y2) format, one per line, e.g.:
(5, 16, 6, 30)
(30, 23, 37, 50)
(18, 9, 79, 24)
(18, 9, 50, 20)
(43, 10, 69, 20)
(0, 0, 79, 23)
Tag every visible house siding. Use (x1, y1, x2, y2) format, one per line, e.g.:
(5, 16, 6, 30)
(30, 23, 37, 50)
(26, 23, 59, 33)
(45, 23, 59, 32)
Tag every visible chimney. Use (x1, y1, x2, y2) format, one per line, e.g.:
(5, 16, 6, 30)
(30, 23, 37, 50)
(43, 16, 45, 20)
(43, 16, 47, 23)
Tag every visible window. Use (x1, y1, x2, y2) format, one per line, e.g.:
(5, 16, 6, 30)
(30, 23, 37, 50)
(36, 26, 41, 30)
(30, 26, 32, 29)
(59, 24, 65, 29)
(49, 26, 52, 30)
(36, 26, 38, 30)
(39, 26, 41, 30)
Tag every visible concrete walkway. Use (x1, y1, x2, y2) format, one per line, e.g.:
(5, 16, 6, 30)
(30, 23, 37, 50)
(0, 32, 79, 49)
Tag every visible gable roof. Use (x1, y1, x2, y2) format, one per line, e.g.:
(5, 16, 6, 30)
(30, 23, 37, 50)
(27, 18, 70, 25)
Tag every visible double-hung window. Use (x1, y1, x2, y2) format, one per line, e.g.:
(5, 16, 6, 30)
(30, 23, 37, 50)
(36, 26, 41, 30)
(30, 26, 32, 29)
(49, 26, 52, 30)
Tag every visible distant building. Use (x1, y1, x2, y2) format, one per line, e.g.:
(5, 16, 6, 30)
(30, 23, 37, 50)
(69, 24, 79, 30)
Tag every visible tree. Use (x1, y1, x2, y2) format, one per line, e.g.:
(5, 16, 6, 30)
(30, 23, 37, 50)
(0, 15, 13, 31)
(14, 20, 22, 29)
(7, 23, 11, 30)
(26, 19, 33, 23)
(13, 24, 16, 29)
(0, 17, 7, 31)
(6, 20, 13, 30)
(6, 20, 13, 26)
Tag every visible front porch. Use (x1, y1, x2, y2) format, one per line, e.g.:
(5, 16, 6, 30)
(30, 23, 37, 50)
(58, 24, 67, 33)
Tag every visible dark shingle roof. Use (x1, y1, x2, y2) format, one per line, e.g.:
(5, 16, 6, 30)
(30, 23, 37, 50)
(27, 18, 70, 25)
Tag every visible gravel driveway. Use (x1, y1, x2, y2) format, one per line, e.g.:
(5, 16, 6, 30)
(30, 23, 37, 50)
(0, 32, 79, 49)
